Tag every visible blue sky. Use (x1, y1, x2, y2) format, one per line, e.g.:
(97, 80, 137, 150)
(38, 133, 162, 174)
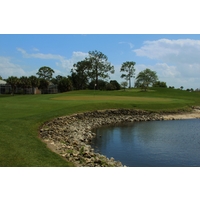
(1, 1, 200, 90)
(1, 34, 200, 89)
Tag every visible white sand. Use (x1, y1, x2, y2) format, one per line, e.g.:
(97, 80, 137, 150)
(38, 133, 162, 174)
(163, 109, 200, 120)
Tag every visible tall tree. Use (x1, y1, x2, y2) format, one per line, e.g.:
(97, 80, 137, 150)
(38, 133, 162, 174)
(135, 68, 158, 91)
(38, 78, 49, 92)
(69, 72, 80, 90)
(86, 50, 114, 89)
(71, 60, 91, 90)
(121, 81, 128, 91)
(0, 75, 2, 80)
(29, 75, 40, 93)
(120, 61, 136, 88)
(57, 77, 73, 92)
(88, 79, 107, 90)
(19, 76, 31, 94)
(51, 75, 64, 85)
(6, 76, 19, 95)
(36, 66, 55, 81)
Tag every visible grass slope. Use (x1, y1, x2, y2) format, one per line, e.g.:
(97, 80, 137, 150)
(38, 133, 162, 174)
(0, 88, 200, 166)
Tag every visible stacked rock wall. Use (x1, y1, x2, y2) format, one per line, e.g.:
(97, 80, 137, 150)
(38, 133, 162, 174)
(40, 109, 164, 167)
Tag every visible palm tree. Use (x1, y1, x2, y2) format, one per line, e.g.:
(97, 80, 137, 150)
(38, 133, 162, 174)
(29, 75, 40, 94)
(38, 78, 49, 94)
(6, 76, 19, 95)
(19, 76, 31, 94)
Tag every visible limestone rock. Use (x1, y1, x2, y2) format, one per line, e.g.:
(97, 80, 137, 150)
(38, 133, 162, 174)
(39, 109, 170, 167)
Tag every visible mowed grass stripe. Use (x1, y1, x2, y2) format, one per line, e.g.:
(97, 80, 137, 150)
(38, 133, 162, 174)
(52, 95, 191, 104)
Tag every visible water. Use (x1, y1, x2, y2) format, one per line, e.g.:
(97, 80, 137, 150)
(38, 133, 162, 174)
(91, 119, 200, 167)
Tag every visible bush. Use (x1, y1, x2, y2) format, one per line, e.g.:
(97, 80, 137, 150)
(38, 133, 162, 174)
(110, 80, 121, 90)
(58, 78, 73, 92)
(106, 83, 116, 90)
(153, 81, 167, 88)
(88, 80, 108, 90)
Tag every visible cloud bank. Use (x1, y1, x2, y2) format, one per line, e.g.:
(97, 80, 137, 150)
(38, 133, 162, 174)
(0, 49, 89, 79)
(17, 48, 88, 74)
(0, 56, 27, 78)
(133, 39, 200, 89)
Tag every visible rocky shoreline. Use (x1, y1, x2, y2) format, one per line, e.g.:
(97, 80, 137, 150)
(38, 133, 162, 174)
(39, 108, 200, 167)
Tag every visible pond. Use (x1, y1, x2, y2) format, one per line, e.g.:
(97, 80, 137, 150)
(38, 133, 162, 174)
(91, 119, 200, 167)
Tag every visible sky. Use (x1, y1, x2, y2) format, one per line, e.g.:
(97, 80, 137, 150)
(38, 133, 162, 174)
(1, 34, 200, 89)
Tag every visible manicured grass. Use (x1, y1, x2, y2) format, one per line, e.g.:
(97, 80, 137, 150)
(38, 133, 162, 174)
(0, 88, 200, 166)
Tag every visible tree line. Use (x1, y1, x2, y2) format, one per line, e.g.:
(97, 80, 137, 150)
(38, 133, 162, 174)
(1, 50, 168, 94)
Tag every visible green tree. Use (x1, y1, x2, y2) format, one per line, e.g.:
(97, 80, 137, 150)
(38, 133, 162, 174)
(29, 75, 40, 93)
(121, 81, 128, 91)
(106, 83, 116, 90)
(38, 78, 49, 92)
(51, 75, 64, 85)
(71, 60, 91, 90)
(69, 72, 80, 90)
(120, 61, 136, 88)
(86, 50, 114, 89)
(19, 76, 31, 94)
(153, 81, 167, 88)
(180, 86, 184, 90)
(0, 75, 2, 80)
(135, 68, 158, 91)
(110, 80, 121, 90)
(57, 77, 73, 92)
(36, 66, 55, 81)
(88, 79, 108, 90)
(6, 76, 19, 94)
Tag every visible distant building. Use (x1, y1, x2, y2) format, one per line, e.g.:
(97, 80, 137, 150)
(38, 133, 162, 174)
(0, 80, 7, 85)
(0, 80, 58, 95)
(40, 82, 58, 94)
(0, 80, 10, 94)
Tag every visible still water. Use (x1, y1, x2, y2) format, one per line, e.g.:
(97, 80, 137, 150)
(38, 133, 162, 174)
(91, 119, 200, 167)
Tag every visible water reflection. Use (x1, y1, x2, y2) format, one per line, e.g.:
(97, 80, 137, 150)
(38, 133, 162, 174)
(91, 119, 200, 167)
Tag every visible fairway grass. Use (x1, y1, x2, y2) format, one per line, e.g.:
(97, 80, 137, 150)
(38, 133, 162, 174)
(52, 95, 174, 102)
(0, 88, 200, 166)
(52, 95, 192, 106)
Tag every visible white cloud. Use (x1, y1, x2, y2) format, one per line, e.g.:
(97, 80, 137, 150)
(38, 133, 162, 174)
(133, 39, 200, 89)
(56, 52, 88, 74)
(119, 42, 134, 49)
(135, 63, 200, 89)
(134, 39, 200, 65)
(17, 48, 63, 60)
(153, 63, 181, 79)
(32, 48, 39, 52)
(0, 56, 27, 78)
(0, 50, 89, 79)
(17, 48, 88, 73)
(72, 51, 88, 61)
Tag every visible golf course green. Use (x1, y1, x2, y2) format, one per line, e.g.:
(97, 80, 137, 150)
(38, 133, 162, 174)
(0, 88, 200, 166)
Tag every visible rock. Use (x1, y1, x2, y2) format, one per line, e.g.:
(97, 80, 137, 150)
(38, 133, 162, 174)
(39, 109, 171, 167)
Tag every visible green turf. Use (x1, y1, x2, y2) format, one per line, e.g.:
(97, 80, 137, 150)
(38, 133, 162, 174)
(0, 88, 200, 166)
